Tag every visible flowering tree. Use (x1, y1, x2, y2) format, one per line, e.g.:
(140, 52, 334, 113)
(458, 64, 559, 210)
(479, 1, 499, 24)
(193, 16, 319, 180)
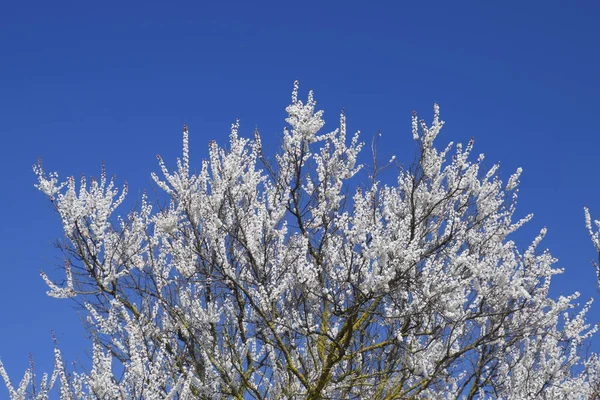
(2, 82, 600, 399)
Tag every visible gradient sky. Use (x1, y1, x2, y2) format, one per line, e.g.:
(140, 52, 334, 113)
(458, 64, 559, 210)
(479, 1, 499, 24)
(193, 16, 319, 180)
(1, 0, 599, 391)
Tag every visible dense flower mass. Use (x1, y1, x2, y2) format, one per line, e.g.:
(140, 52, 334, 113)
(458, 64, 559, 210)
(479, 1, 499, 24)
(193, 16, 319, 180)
(2, 82, 600, 399)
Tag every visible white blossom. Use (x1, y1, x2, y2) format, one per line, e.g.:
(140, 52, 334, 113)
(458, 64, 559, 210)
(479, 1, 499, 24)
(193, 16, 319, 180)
(3, 82, 600, 399)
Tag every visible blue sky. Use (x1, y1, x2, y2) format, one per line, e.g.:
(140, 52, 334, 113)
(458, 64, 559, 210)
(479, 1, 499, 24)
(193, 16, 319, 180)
(1, 0, 599, 389)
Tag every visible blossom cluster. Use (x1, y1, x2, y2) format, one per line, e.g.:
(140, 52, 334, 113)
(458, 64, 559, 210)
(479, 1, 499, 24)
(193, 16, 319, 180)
(2, 83, 600, 399)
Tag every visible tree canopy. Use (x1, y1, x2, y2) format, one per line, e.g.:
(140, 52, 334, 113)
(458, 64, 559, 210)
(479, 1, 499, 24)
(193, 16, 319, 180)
(2, 82, 600, 399)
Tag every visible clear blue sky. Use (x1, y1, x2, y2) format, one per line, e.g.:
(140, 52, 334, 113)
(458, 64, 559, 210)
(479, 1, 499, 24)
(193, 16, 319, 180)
(1, 0, 599, 387)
